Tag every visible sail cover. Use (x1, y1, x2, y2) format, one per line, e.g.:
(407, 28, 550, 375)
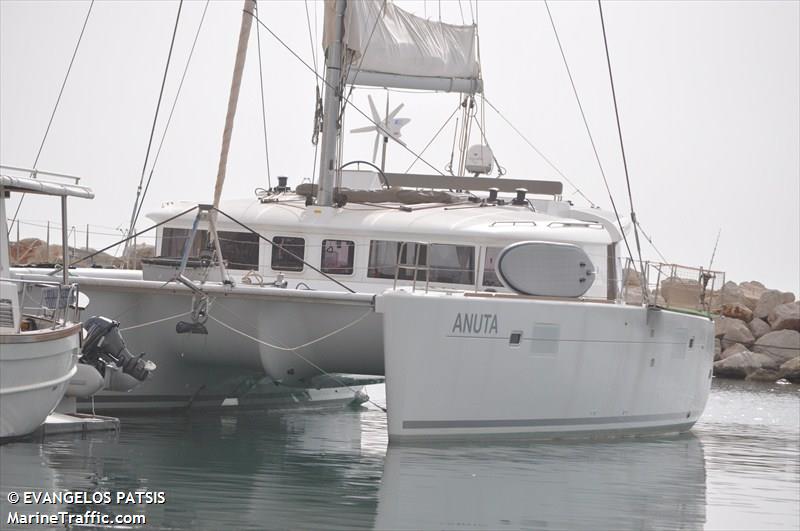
(324, 0, 482, 93)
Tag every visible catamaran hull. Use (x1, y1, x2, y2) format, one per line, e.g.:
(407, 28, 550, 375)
(12, 270, 379, 412)
(376, 290, 715, 442)
(0, 325, 81, 438)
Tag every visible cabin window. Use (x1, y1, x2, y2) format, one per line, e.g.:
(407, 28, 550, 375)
(428, 244, 474, 284)
(271, 236, 305, 271)
(482, 246, 503, 287)
(368, 241, 426, 280)
(161, 228, 209, 257)
(367, 240, 474, 284)
(218, 231, 259, 270)
(160, 228, 258, 270)
(321, 239, 355, 275)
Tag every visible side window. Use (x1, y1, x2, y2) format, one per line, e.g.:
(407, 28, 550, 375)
(367, 241, 474, 285)
(429, 244, 475, 285)
(271, 236, 305, 272)
(482, 246, 503, 287)
(218, 231, 259, 270)
(368, 241, 426, 280)
(321, 239, 355, 275)
(161, 228, 209, 257)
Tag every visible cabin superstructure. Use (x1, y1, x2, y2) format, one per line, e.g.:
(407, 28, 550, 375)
(147, 172, 626, 301)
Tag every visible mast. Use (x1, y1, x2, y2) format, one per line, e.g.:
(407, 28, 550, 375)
(212, 0, 256, 211)
(317, 0, 346, 207)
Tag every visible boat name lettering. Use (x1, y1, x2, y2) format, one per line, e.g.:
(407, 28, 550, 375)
(451, 313, 498, 335)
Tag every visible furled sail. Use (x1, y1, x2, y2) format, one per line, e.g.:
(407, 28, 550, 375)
(324, 0, 482, 93)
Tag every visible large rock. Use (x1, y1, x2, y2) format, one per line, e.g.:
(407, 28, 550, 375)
(660, 277, 704, 311)
(739, 281, 767, 311)
(713, 350, 778, 379)
(720, 302, 753, 322)
(779, 357, 800, 383)
(720, 343, 747, 360)
(747, 317, 771, 339)
(754, 290, 788, 320)
(745, 368, 783, 382)
(623, 286, 665, 306)
(719, 281, 747, 308)
(752, 330, 800, 365)
(623, 268, 642, 287)
(782, 292, 796, 304)
(768, 301, 800, 332)
(714, 316, 747, 338)
(714, 339, 722, 361)
(715, 317, 755, 349)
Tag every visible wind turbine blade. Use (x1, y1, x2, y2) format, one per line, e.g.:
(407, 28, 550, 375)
(388, 103, 405, 120)
(368, 95, 381, 123)
(351, 126, 377, 133)
(372, 133, 380, 163)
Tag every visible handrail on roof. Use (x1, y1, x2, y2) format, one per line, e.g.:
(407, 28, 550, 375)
(0, 173, 94, 199)
(0, 164, 83, 184)
(382, 173, 563, 196)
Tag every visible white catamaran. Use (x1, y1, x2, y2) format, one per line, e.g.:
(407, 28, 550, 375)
(9, 0, 718, 439)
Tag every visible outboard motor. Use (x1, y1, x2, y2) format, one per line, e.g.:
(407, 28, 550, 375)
(81, 316, 156, 384)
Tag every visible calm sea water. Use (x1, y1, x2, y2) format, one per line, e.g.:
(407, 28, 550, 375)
(1, 379, 798, 530)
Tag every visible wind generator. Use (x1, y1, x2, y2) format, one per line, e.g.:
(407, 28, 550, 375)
(350, 94, 410, 171)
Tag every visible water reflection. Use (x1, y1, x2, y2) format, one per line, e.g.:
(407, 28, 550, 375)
(1, 380, 797, 530)
(1, 408, 384, 530)
(376, 435, 707, 530)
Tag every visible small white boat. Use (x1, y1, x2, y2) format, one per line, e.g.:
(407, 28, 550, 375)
(0, 174, 93, 438)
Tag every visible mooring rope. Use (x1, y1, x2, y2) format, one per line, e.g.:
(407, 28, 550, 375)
(120, 311, 192, 332)
(208, 311, 387, 412)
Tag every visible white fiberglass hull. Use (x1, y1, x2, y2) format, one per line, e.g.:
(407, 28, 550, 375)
(12, 269, 378, 412)
(377, 290, 714, 442)
(0, 324, 81, 438)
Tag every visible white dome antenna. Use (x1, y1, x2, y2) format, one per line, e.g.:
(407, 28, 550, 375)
(465, 144, 494, 176)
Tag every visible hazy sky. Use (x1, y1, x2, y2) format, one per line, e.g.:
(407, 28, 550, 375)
(1, 0, 798, 293)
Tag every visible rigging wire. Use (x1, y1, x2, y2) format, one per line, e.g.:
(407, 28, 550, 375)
(342, 0, 387, 103)
(306, 0, 322, 186)
(247, 10, 447, 177)
(8, 0, 95, 235)
(544, 0, 636, 269)
(482, 97, 596, 206)
(254, 1, 272, 189)
(635, 220, 669, 264)
(70, 205, 199, 268)
(598, 0, 646, 276)
(303, 0, 319, 75)
(472, 118, 505, 177)
(707, 228, 722, 271)
(125, 0, 183, 249)
(133, 0, 210, 230)
(212, 206, 356, 293)
(405, 102, 463, 173)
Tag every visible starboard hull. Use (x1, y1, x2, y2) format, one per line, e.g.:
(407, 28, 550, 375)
(377, 290, 715, 442)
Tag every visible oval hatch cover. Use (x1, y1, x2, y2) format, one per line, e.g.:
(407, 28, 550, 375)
(496, 241, 595, 297)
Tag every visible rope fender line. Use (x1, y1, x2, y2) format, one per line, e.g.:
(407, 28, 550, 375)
(208, 310, 372, 352)
(120, 311, 192, 332)
(208, 311, 387, 412)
